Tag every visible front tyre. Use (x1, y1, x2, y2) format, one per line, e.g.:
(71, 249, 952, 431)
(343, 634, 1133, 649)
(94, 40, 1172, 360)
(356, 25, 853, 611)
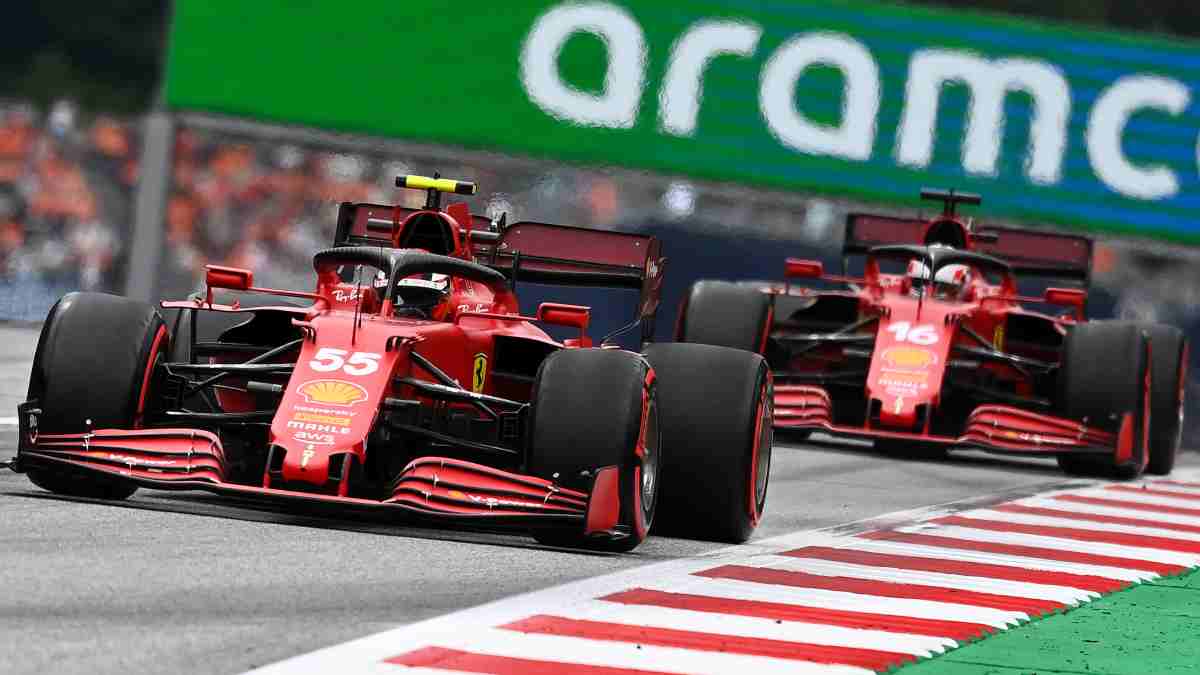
(24, 292, 168, 499)
(645, 343, 772, 543)
(527, 348, 659, 552)
(1057, 322, 1150, 479)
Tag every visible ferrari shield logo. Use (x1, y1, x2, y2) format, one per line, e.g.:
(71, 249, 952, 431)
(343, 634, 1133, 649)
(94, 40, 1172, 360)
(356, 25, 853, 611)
(472, 353, 488, 393)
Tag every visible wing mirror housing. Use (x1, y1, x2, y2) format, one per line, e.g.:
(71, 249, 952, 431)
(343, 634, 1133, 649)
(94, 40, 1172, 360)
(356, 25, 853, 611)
(206, 265, 254, 291)
(785, 258, 824, 279)
(1044, 287, 1086, 318)
(537, 303, 592, 347)
(537, 302, 590, 330)
(205, 265, 254, 304)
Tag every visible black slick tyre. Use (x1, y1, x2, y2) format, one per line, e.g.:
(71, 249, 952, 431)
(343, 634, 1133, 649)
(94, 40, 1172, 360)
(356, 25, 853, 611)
(676, 280, 771, 354)
(1133, 324, 1187, 476)
(644, 342, 772, 543)
(527, 348, 658, 552)
(24, 292, 168, 499)
(1056, 322, 1150, 479)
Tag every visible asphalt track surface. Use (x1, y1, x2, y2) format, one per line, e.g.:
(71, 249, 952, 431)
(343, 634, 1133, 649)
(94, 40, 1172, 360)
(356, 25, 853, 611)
(0, 324, 1194, 674)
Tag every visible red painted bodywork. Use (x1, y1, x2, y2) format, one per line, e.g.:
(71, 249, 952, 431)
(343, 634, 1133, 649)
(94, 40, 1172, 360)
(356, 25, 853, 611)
(756, 208, 1139, 467)
(19, 196, 664, 540)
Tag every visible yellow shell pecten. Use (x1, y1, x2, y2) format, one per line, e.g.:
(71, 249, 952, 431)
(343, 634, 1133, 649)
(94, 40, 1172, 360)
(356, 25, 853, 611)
(298, 380, 368, 406)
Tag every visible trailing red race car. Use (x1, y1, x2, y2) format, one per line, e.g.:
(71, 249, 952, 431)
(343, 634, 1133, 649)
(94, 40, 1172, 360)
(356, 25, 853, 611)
(10, 175, 773, 551)
(677, 189, 1187, 478)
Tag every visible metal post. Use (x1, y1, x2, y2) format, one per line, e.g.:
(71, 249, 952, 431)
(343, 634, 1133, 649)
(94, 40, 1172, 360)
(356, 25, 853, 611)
(124, 111, 174, 301)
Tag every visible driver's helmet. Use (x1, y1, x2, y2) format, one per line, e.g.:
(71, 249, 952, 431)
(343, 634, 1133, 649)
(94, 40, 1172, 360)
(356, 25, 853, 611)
(906, 260, 931, 297)
(932, 264, 971, 301)
(394, 272, 451, 320)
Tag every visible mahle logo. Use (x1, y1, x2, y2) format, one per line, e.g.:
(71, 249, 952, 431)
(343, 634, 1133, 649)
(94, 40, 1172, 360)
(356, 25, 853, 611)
(521, 1, 1194, 201)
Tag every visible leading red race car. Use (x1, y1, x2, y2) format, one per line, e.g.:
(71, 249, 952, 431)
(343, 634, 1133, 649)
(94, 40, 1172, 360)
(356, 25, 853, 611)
(677, 189, 1187, 478)
(10, 175, 773, 551)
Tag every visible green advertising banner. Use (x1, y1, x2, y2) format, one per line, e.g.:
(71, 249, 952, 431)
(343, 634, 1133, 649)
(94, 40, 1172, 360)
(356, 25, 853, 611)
(166, 1, 1200, 242)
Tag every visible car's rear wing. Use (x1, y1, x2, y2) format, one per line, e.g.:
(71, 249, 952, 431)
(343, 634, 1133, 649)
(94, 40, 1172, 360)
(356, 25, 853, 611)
(334, 202, 665, 334)
(843, 214, 1092, 283)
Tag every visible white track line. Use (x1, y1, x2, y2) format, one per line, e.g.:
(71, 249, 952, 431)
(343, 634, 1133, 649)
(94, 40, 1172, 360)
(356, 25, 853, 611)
(384, 662, 477, 667)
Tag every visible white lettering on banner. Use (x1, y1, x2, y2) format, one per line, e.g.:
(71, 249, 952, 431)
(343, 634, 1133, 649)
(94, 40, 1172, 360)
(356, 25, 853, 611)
(659, 20, 761, 136)
(520, 2, 645, 129)
(1087, 75, 1191, 200)
(897, 51, 1071, 185)
(759, 32, 880, 160)
(520, 1, 1200, 202)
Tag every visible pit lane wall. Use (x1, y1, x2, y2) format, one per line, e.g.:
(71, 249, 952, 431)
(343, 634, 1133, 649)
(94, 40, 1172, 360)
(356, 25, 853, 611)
(166, 0, 1200, 243)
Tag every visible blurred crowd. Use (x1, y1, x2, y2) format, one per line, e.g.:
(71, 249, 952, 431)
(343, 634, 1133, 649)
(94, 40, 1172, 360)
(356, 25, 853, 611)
(0, 99, 836, 319)
(0, 101, 134, 305)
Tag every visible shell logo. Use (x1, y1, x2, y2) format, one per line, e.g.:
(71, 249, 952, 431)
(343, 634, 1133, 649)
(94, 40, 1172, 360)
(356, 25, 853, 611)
(297, 379, 368, 407)
(883, 346, 936, 369)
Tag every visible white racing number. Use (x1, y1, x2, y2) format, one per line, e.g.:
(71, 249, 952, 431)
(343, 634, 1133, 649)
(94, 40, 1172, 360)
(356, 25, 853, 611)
(309, 348, 382, 376)
(885, 321, 939, 345)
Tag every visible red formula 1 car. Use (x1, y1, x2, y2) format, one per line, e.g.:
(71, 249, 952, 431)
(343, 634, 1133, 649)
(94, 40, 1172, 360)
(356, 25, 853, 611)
(11, 175, 773, 551)
(677, 189, 1188, 478)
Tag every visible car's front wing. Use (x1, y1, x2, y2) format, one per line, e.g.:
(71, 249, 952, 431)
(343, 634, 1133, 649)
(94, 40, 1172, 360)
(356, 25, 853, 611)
(774, 384, 1130, 458)
(13, 409, 623, 539)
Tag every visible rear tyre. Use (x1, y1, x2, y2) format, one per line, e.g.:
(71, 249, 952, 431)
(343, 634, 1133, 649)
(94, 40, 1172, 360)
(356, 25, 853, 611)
(527, 348, 658, 552)
(24, 292, 168, 499)
(645, 343, 772, 544)
(1056, 322, 1150, 479)
(677, 281, 771, 354)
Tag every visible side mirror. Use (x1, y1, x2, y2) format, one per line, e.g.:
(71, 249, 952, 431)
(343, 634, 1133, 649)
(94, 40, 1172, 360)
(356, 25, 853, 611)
(537, 302, 590, 331)
(1044, 287, 1086, 308)
(1044, 287, 1086, 318)
(205, 265, 253, 291)
(785, 258, 824, 279)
